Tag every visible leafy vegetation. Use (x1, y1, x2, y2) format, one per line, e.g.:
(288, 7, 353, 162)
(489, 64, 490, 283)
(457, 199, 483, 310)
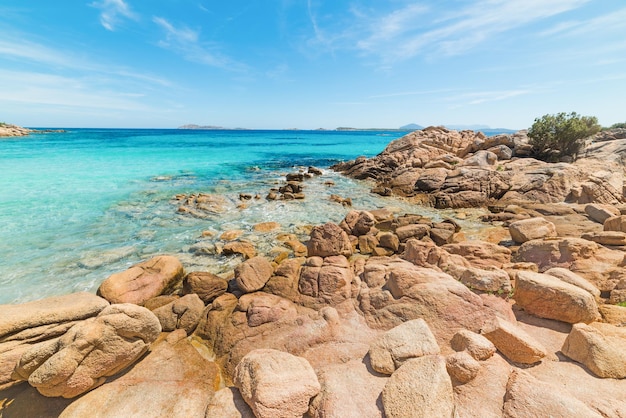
(610, 122, 626, 129)
(528, 112, 601, 162)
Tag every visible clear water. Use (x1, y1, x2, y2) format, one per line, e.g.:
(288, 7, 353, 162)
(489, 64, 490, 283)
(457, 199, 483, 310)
(0, 129, 494, 304)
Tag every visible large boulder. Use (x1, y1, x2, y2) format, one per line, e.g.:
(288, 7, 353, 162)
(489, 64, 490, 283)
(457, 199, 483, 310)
(382, 355, 454, 418)
(561, 322, 626, 379)
(514, 271, 600, 324)
(152, 293, 205, 334)
(182, 271, 228, 303)
(233, 349, 320, 418)
(97, 255, 184, 305)
(368, 318, 440, 375)
(13, 304, 161, 398)
(544, 267, 601, 299)
(0, 293, 109, 390)
(298, 256, 353, 305)
(508, 217, 557, 243)
(235, 256, 274, 293)
(480, 316, 547, 364)
(502, 370, 602, 418)
(307, 223, 352, 257)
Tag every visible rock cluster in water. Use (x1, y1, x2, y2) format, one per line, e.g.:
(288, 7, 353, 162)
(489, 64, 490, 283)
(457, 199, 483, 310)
(1, 127, 626, 417)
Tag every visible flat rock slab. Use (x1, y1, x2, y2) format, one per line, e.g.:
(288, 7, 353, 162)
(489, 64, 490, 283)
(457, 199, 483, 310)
(480, 317, 547, 365)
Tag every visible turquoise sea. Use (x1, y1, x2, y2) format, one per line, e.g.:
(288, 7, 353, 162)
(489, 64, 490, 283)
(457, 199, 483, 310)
(0, 129, 498, 304)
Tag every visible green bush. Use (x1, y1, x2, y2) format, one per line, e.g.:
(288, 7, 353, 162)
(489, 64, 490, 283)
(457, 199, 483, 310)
(610, 122, 626, 129)
(528, 112, 600, 161)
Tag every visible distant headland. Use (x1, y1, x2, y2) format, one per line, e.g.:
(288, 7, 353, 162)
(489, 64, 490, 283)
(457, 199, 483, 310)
(0, 123, 65, 137)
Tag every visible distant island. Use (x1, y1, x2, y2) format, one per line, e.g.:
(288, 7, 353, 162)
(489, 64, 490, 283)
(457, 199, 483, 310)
(178, 123, 517, 133)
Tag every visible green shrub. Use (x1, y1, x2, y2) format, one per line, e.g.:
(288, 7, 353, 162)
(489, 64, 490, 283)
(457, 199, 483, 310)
(610, 122, 626, 129)
(528, 112, 600, 161)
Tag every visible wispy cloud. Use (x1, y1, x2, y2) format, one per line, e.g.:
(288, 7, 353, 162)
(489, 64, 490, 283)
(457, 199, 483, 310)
(307, 0, 591, 64)
(90, 0, 138, 31)
(152, 16, 246, 71)
(446, 89, 531, 107)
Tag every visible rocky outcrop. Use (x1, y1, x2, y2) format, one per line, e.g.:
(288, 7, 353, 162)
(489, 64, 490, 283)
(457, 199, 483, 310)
(0, 124, 32, 137)
(152, 293, 205, 334)
(97, 255, 184, 305)
(333, 127, 626, 208)
(235, 256, 274, 293)
(13, 304, 161, 398)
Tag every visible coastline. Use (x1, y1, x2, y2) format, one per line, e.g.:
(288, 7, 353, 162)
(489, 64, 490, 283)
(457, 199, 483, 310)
(1, 127, 625, 416)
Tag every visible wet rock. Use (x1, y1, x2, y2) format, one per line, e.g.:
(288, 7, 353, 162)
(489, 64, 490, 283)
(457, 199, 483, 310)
(97, 255, 184, 305)
(182, 271, 228, 303)
(152, 293, 205, 334)
(508, 217, 557, 243)
(220, 230, 244, 241)
(233, 349, 320, 418)
(13, 304, 161, 398)
(480, 316, 547, 364)
(368, 318, 440, 375)
(514, 271, 600, 324)
(561, 322, 626, 379)
(235, 256, 274, 293)
(382, 355, 454, 418)
(223, 241, 257, 259)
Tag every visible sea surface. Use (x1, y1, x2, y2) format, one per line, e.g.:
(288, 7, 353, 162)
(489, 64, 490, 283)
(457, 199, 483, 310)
(0, 128, 502, 304)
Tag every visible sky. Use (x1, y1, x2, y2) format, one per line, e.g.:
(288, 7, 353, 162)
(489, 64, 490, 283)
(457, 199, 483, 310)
(0, 1, 625, 130)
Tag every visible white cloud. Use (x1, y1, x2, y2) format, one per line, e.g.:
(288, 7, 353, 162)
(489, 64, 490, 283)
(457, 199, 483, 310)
(304, 0, 591, 63)
(90, 0, 138, 31)
(152, 16, 246, 71)
(446, 89, 531, 107)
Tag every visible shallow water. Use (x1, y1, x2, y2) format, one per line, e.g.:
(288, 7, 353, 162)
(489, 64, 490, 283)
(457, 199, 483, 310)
(0, 129, 494, 304)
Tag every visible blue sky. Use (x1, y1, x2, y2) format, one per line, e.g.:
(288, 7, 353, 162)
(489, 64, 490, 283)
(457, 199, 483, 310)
(0, 1, 625, 129)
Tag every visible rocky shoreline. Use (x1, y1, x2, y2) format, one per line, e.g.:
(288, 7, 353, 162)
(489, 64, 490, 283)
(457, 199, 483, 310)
(1, 127, 626, 417)
(0, 123, 65, 137)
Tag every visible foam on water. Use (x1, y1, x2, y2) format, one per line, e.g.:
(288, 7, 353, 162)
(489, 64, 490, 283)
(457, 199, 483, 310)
(0, 129, 490, 304)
